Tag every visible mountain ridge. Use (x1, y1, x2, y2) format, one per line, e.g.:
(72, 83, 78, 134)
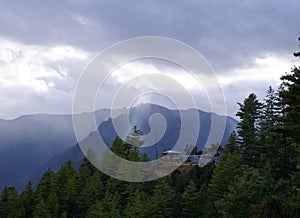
(0, 104, 237, 191)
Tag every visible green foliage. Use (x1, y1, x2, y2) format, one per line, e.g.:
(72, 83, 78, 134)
(209, 133, 242, 202)
(125, 126, 145, 162)
(196, 184, 210, 217)
(124, 190, 147, 218)
(126, 125, 145, 147)
(145, 180, 175, 218)
(56, 160, 78, 216)
(215, 167, 276, 218)
(35, 169, 57, 200)
(19, 181, 35, 218)
(236, 93, 263, 167)
(280, 66, 300, 144)
(251, 195, 286, 218)
(181, 180, 199, 218)
(283, 168, 300, 217)
(77, 172, 103, 216)
(33, 200, 51, 218)
(0, 186, 19, 218)
(111, 136, 129, 159)
(86, 191, 120, 218)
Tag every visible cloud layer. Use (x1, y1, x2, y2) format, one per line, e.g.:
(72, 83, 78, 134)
(0, 0, 299, 119)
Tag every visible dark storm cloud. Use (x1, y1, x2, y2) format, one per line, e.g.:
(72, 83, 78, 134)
(1, 0, 299, 69)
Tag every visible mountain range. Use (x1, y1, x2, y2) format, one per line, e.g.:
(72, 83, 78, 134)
(0, 104, 238, 191)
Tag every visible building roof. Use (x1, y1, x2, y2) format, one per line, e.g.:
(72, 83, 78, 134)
(162, 150, 182, 154)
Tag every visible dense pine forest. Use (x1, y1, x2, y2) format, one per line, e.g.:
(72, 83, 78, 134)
(1, 41, 300, 218)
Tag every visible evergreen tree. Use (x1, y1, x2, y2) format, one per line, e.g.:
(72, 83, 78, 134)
(224, 131, 239, 153)
(236, 93, 263, 167)
(280, 66, 300, 144)
(0, 186, 19, 218)
(208, 132, 241, 202)
(47, 192, 59, 218)
(145, 180, 175, 218)
(270, 39, 300, 178)
(262, 86, 280, 129)
(77, 172, 104, 216)
(77, 149, 99, 188)
(124, 190, 147, 218)
(116, 127, 146, 180)
(125, 126, 144, 161)
(35, 168, 57, 201)
(35, 168, 59, 217)
(19, 180, 35, 218)
(111, 136, 129, 159)
(33, 200, 51, 218)
(215, 167, 276, 218)
(56, 160, 78, 216)
(181, 180, 199, 218)
(77, 156, 94, 194)
(277, 39, 300, 183)
(257, 87, 288, 178)
(251, 195, 286, 218)
(125, 125, 144, 147)
(105, 177, 130, 211)
(259, 86, 281, 145)
(86, 191, 120, 218)
(196, 184, 210, 218)
(283, 167, 300, 217)
(262, 132, 297, 179)
(101, 136, 125, 178)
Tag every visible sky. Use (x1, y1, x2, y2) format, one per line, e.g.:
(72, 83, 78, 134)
(0, 0, 299, 119)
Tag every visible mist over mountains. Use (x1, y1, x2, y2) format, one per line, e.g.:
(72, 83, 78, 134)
(0, 104, 237, 191)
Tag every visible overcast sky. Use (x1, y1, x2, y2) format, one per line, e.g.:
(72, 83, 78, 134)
(0, 0, 299, 119)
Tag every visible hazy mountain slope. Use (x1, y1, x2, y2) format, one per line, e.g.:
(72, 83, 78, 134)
(0, 110, 112, 191)
(31, 104, 238, 188)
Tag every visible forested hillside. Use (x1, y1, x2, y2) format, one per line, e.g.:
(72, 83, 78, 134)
(1, 42, 300, 218)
